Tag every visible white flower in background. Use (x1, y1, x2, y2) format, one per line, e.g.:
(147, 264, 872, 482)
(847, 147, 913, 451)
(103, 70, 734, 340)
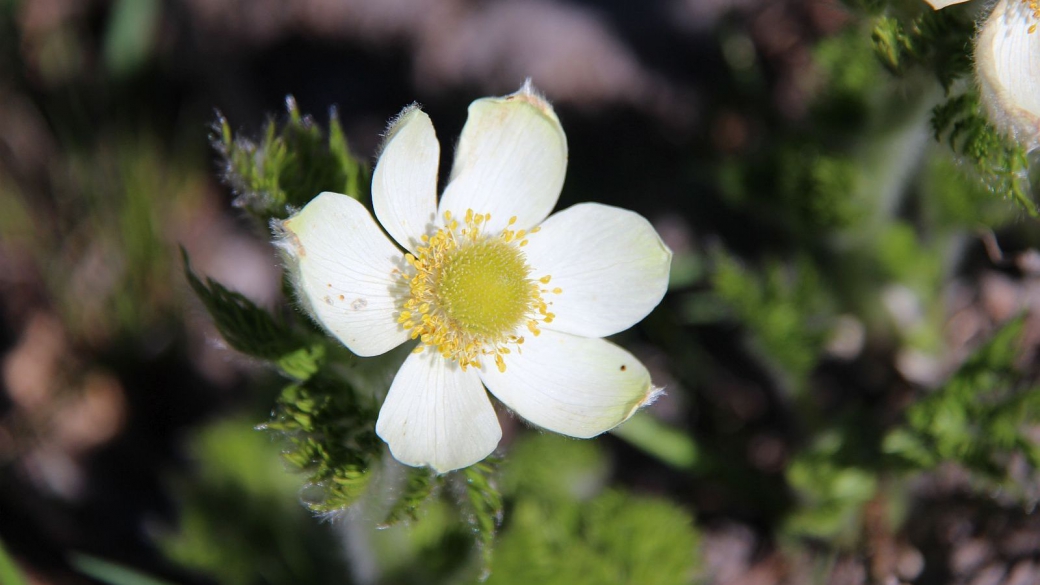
(976, 0, 1040, 149)
(276, 82, 671, 473)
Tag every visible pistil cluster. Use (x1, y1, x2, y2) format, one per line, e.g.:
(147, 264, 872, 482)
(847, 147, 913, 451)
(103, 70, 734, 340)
(397, 210, 561, 372)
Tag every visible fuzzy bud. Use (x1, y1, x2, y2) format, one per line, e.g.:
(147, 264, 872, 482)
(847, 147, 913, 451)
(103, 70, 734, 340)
(975, 0, 1040, 149)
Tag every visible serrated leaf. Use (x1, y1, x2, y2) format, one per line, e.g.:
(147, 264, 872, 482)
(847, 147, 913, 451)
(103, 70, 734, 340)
(183, 249, 325, 380)
(461, 460, 503, 572)
(930, 94, 1037, 216)
(267, 380, 379, 513)
(381, 466, 438, 527)
(887, 315, 1040, 485)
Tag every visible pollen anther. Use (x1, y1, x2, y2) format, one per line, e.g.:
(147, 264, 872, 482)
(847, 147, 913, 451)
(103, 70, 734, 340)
(397, 210, 554, 371)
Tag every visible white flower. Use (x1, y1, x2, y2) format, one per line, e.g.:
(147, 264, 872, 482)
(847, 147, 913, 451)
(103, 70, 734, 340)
(976, 0, 1040, 149)
(276, 82, 671, 473)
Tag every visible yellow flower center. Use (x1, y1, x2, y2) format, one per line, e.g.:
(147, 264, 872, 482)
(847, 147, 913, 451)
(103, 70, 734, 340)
(1025, 0, 1040, 33)
(439, 239, 531, 338)
(398, 210, 560, 372)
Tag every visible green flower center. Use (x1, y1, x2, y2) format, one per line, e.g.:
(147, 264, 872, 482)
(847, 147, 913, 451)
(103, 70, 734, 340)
(437, 240, 532, 338)
(397, 210, 560, 372)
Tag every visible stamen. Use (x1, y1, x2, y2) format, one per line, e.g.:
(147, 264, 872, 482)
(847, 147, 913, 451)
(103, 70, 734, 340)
(396, 210, 554, 371)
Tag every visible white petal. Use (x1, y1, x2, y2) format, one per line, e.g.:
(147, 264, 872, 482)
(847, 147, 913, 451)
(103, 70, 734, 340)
(976, 0, 1040, 148)
(376, 350, 502, 473)
(523, 203, 671, 338)
(438, 81, 567, 234)
(480, 329, 657, 438)
(278, 191, 409, 357)
(922, 0, 970, 9)
(372, 106, 440, 254)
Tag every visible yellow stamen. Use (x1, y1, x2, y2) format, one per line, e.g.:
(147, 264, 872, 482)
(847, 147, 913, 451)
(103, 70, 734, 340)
(397, 210, 553, 371)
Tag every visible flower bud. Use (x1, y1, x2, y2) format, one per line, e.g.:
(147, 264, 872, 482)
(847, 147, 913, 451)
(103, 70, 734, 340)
(975, 0, 1040, 149)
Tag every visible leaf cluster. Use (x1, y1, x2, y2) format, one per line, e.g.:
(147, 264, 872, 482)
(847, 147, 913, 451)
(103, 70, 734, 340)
(871, 5, 1037, 215)
(931, 93, 1035, 215)
(214, 97, 368, 222)
(870, 8, 973, 91)
(884, 316, 1040, 481)
(711, 251, 833, 390)
(483, 435, 699, 585)
(183, 249, 327, 379)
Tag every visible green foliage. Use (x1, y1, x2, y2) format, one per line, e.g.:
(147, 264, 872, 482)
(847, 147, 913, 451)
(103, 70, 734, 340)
(0, 539, 28, 585)
(266, 380, 380, 513)
(931, 93, 1035, 216)
(475, 433, 699, 585)
(102, 0, 160, 77)
(160, 419, 349, 585)
(922, 153, 1015, 229)
(780, 148, 862, 232)
(712, 251, 833, 390)
(813, 29, 884, 128)
(69, 554, 177, 585)
(870, 8, 974, 90)
(183, 249, 329, 380)
(215, 98, 368, 221)
(871, 6, 1036, 215)
(461, 460, 504, 572)
(784, 429, 879, 543)
(382, 467, 438, 527)
(499, 434, 608, 501)
(717, 146, 863, 236)
(884, 316, 1040, 480)
(485, 492, 698, 585)
(608, 413, 701, 471)
(876, 222, 940, 290)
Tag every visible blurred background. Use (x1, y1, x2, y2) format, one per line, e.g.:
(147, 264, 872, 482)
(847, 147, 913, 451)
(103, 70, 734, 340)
(3, 0, 1040, 583)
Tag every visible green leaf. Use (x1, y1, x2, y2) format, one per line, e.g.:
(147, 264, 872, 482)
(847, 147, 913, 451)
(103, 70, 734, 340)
(885, 315, 1040, 486)
(70, 554, 176, 585)
(266, 380, 379, 512)
(931, 94, 1036, 216)
(484, 490, 699, 585)
(711, 251, 832, 391)
(102, 0, 161, 77)
(214, 98, 369, 222)
(182, 248, 327, 380)
(381, 466, 438, 527)
(870, 8, 975, 90)
(0, 539, 28, 585)
(461, 460, 504, 573)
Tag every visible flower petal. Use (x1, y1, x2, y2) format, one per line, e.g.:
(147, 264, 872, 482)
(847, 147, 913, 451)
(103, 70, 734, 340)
(376, 350, 502, 473)
(438, 81, 567, 234)
(922, 0, 970, 9)
(523, 203, 671, 338)
(480, 329, 657, 438)
(278, 191, 408, 357)
(372, 106, 441, 254)
(976, 0, 1040, 148)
